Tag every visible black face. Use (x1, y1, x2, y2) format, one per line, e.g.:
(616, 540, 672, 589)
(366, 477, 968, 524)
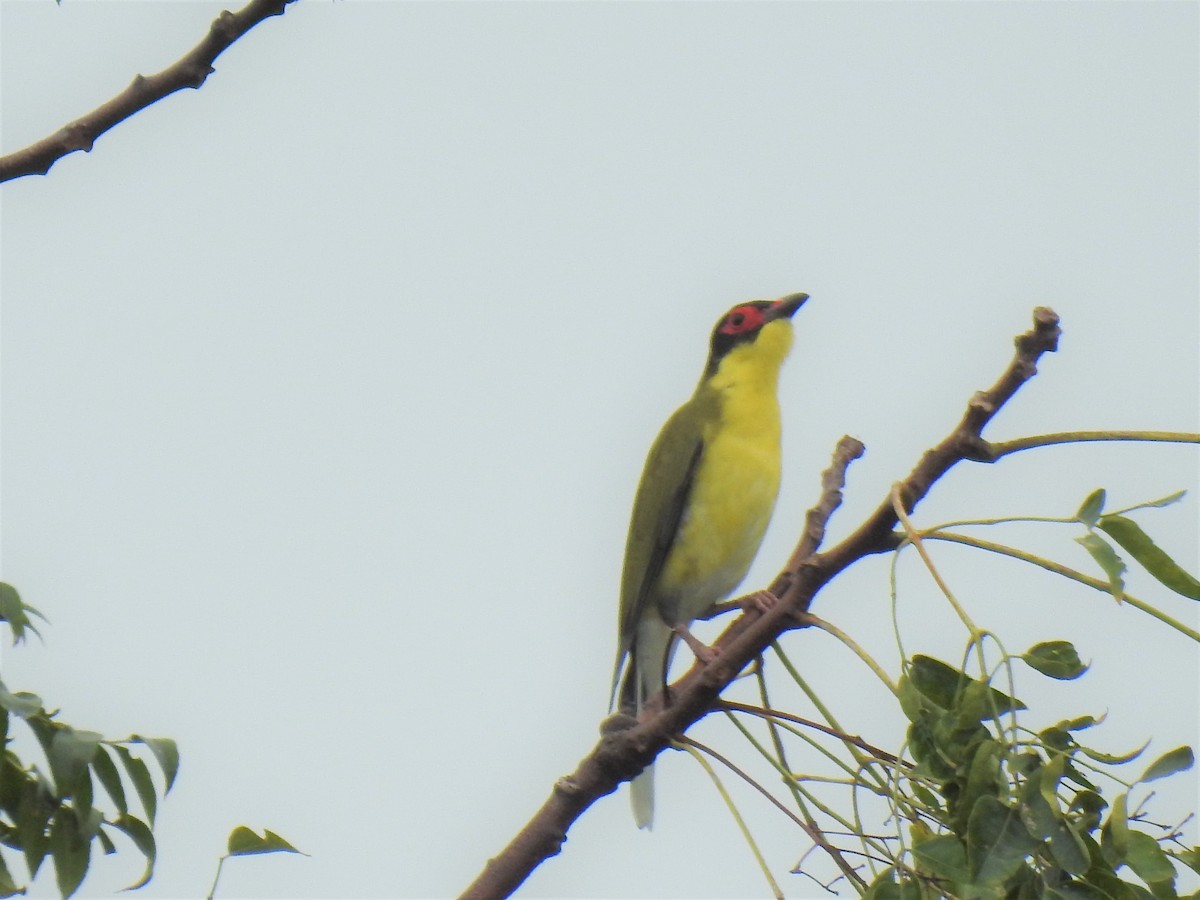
(708, 301, 775, 364)
(703, 293, 807, 376)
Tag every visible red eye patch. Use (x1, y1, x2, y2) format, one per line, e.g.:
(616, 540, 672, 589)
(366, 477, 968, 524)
(718, 305, 765, 335)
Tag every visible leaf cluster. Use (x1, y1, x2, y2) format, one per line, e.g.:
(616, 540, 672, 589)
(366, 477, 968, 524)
(0, 583, 177, 898)
(1074, 489, 1200, 604)
(867, 651, 1198, 899)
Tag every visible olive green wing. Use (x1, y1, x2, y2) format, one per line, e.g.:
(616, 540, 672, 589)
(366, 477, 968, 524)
(610, 397, 708, 704)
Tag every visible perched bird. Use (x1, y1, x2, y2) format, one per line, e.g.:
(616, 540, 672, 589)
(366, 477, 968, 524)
(611, 291, 808, 829)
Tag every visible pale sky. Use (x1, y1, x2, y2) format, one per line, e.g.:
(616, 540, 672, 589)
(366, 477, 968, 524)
(2, 2, 1198, 898)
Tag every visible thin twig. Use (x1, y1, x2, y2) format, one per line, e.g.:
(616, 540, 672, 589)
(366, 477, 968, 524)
(674, 738, 786, 899)
(924, 531, 1200, 642)
(676, 736, 867, 892)
(981, 430, 1199, 461)
(718, 701, 903, 766)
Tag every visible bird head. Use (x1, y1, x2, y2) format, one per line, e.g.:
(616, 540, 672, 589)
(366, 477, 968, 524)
(703, 292, 808, 380)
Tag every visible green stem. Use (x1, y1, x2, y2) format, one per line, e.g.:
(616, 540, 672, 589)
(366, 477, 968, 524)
(754, 663, 806, 811)
(989, 430, 1199, 459)
(925, 531, 1200, 642)
(675, 739, 784, 898)
(796, 612, 899, 696)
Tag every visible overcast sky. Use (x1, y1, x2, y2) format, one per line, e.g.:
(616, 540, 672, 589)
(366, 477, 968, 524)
(2, 2, 1198, 898)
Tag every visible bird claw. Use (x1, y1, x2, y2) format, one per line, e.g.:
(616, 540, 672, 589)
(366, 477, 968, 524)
(674, 624, 720, 665)
(741, 589, 780, 614)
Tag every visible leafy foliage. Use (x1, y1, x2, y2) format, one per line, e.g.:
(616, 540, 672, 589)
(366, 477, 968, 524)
(868, 649, 1196, 899)
(0, 584, 178, 898)
(0, 582, 302, 898)
(702, 488, 1199, 899)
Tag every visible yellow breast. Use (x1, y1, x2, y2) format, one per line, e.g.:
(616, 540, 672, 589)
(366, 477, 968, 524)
(658, 320, 790, 621)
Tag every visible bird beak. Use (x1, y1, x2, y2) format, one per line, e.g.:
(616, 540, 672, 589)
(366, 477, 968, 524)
(765, 292, 809, 321)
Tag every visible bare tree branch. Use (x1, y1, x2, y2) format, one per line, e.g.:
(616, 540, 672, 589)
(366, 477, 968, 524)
(0, 0, 297, 183)
(458, 308, 1063, 899)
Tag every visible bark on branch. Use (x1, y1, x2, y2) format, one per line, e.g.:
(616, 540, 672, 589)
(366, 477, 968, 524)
(459, 307, 1062, 899)
(0, 0, 297, 183)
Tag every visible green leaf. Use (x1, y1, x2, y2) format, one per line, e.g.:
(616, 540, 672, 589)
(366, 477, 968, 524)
(0, 582, 46, 645)
(1008, 865, 1041, 900)
(1081, 740, 1150, 766)
(967, 795, 1041, 885)
(1038, 754, 1067, 812)
(913, 834, 971, 883)
(1072, 869, 1145, 900)
(1099, 516, 1200, 600)
(906, 714, 954, 780)
(0, 752, 24, 820)
(906, 655, 1025, 717)
(1102, 793, 1131, 865)
(0, 679, 44, 719)
(23, 713, 57, 758)
(226, 826, 304, 857)
(72, 771, 96, 834)
(957, 678, 1025, 724)
(1069, 790, 1107, 833)
(1173, 847, 1200, 876)
(910, 781, 941, 812)
(1125, 831, 1175, 887)
(49, 728, 103, 798)
(90, 747, 126, 817)
(1077, 489, 1107, 527)
(1023, 641, 1089, 680)
(1009, 751, 1043, 776)
(107, 814, 156, 891)
(931, 718, 991, 775)
(17, 778, 53, 878)
(130, 736, 179, 794)
(1040, 726, 1076, 752)
(1125, 489, 1188, 513)
(1019, 758, 1090, 876)
(1138, 746, 1194, 783)
(1063, 759, 1100, 792)
(956, 740, 1004, 833)
(112, 745, 156, 825)
(1048, 821, 1091, 876)
(864, 868, 927, 900)
(1076, 532, 1126, 600)
(0, 850, 24, 896)
(907, 656, 965, 711)
(898, 672, 939, 723)
(862, 869, 899, 900)
(49, 808, 90, 898)
(1058, 714, 1103, 733)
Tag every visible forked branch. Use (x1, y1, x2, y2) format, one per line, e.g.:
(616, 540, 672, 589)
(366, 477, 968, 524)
(459, 307, 1063, 899)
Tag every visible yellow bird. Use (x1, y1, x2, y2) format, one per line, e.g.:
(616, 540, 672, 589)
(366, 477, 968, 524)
(611, 291, 807, 829)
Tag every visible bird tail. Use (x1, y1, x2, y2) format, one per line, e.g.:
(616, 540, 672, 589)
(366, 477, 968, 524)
(617, 621, 676, 830)
(630, 766, 655, 829)
(622, 655, 657, 830)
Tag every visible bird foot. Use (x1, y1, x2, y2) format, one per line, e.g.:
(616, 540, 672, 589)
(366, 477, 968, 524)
(703, 590, 781, 621)
(599, 711, 639, 736)
(674, 624, 720, 665)
(741, 589, 780, 614)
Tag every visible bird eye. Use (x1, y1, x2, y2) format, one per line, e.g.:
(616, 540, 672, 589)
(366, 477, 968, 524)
(718, 305, 763, 335)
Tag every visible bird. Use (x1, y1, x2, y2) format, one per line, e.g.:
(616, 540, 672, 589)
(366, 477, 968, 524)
(610, 291, 808, 829)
